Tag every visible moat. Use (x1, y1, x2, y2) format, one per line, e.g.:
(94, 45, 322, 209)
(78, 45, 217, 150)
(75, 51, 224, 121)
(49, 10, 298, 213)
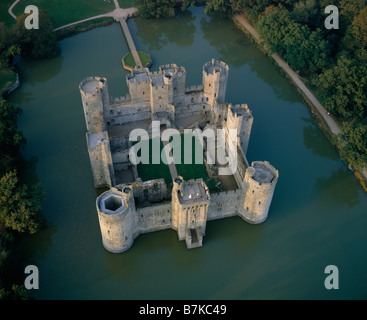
(9, 7, 367, 299)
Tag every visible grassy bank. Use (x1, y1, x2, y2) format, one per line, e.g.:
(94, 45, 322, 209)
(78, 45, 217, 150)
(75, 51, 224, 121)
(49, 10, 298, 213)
(55, 17, 115, 40)
(122, 51, 152, 71)
(0, 0, 16, 27)
(11, 0, 121, 28)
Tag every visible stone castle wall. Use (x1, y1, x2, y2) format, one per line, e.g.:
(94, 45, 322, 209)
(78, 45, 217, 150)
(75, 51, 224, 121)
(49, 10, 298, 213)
(81, 59, 279, 253)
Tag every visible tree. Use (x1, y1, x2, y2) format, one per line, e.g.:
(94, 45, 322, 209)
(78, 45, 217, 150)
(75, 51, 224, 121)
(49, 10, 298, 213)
(134, 0, 176, 18)
(351, 6, 367, 61)
(0, 99, 26, 176)
(312, 56, 367, 119)
(291, 0, 322, 30)
(0, 285, 32, 300)
(257, 8, 330, 72)
(0, 170, 43, 235)
(0, 24, 20, 69)
(204, 0, 252, 18)
(10, 9, 60, 59)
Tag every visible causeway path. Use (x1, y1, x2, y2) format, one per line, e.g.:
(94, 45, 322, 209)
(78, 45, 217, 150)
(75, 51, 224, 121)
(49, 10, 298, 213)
(8, 0, 20, 19)
(9, 0, 142, 67)
(234, 14, 343, 136)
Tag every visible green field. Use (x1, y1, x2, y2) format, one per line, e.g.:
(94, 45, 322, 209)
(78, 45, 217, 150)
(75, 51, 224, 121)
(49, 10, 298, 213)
(11, 0, 135, 28)
(135, 138, 172, 185)
(122, 51, 152, 69)
(135, 134, 219, 192)
(0, 0, 16, 26)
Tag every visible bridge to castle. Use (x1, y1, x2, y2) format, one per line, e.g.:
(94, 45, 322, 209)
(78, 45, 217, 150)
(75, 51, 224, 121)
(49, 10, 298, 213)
(10, 0, 144, 68)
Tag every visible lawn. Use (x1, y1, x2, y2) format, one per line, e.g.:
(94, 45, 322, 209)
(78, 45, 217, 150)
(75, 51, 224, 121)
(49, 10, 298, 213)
(0, 0, 16, 26)
(135, 134, 219, 192)
(135, 138, 172, 185)
(122, 51, 152, 69)
(11, 0, 135, 28)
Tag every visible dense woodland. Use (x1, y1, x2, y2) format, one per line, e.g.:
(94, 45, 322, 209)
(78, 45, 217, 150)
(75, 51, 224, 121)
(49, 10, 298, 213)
(136, 0, 367, 172)
(0, 10, 59, 300)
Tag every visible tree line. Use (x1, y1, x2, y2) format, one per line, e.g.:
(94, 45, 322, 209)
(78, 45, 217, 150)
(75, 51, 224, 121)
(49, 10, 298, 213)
(0, 10, 59, 300)
(137, 0, 367, 172)
(205, 0, 367, 171)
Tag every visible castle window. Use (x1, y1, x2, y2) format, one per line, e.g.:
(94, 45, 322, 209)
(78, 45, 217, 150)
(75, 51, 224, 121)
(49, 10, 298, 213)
(203, 105, 205, 109)
(110, 110, 113, 114)
(214, 93, 217, 98)
(252, 190, 254, 194)
(125, 236, 128, 241)
(143, 91, 145, 95)
(259, 201, 261, 205)
(246, 207, 249, 211)
(191, 97, 194, 103)
(163, 220, 165, 223)
(209, 84, 211, 87)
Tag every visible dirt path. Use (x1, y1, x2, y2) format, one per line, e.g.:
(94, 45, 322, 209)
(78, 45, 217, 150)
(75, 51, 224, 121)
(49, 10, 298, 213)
(8, 0, 20, 19)
(234, 14, 343, 136)
(53, 7, 138, 31)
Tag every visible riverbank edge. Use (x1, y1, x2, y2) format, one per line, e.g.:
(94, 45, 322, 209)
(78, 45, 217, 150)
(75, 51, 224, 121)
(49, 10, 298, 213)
(232, 14, 367, 193)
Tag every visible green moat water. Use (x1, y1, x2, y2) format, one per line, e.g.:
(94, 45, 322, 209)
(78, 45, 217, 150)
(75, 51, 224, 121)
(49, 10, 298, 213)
(9, 7, 367, 299)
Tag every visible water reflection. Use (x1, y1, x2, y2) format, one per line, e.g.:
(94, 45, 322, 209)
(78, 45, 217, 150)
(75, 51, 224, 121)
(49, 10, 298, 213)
(315, 167, 360, 209)
(200, 13, 250, 67)
(199, 10, 299, 104)
(19, 55, 64, 85)
(302, 117, 339, 161)
(133, 10, 196, 51)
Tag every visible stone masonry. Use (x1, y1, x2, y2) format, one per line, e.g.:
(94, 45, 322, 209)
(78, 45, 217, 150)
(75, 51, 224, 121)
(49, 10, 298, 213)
(80, 59, 279, 253)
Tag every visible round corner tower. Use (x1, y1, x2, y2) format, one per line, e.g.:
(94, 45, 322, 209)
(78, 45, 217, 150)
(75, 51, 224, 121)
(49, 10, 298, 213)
(96, 186, 135, 253)
(239, 161, 279, 224)
(203, 59, 229, 106)
(79, 76, 109, 133)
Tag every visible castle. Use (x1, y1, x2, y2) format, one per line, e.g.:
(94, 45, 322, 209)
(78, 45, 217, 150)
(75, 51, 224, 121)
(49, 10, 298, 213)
(79, 59, 279, 253)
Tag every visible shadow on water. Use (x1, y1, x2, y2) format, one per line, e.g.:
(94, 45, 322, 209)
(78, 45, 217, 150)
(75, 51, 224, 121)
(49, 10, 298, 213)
(200, 10, 299, 104)
(133, 10, 196, 51)
(302, 117, 340, 161)
(18, 55, 64, 85)
(314, 167, 360, 209)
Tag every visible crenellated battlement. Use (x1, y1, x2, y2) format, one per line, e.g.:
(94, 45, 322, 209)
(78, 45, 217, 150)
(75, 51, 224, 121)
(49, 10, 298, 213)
(203, 58, 229, 77)
(80, 59, 279, 253)
(185, 85, 204, 93)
